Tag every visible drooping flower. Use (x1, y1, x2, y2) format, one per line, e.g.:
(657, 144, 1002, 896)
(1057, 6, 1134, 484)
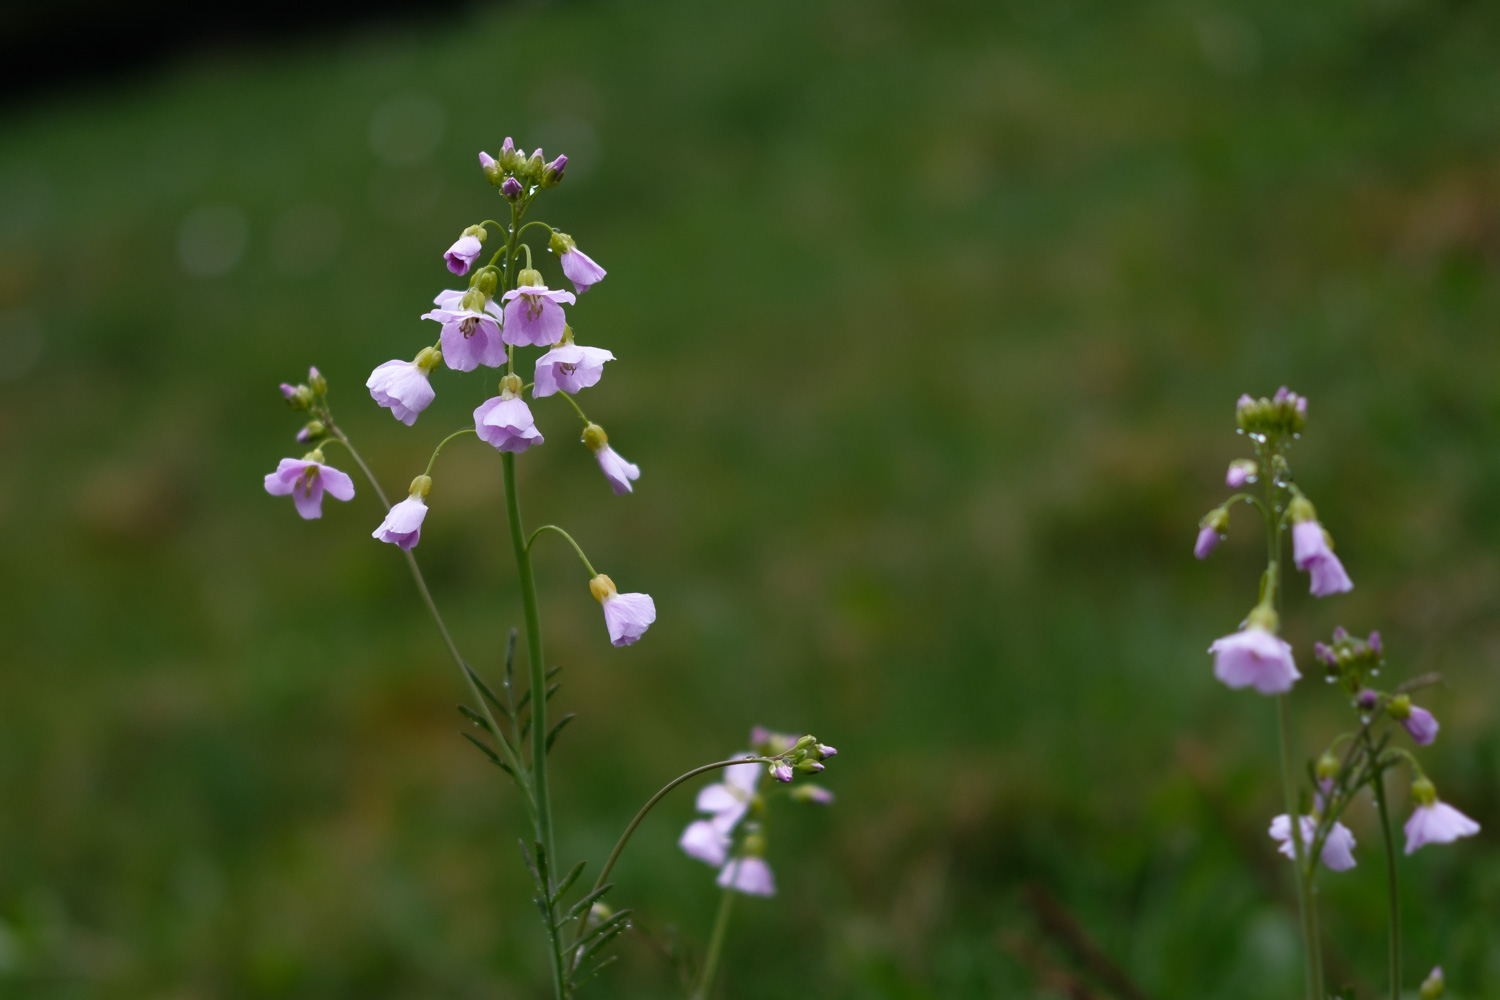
(263, 449, 355, 520)
(367, 347, 441, 425)
(1404, 779, 1479, 854)
(533, 336, 615, 397)
(716, 856, 775, 897)
(474, 375, 544, 453)
(1388, 694, 1439, 746)
(1208, 606, 1300, 695)
(1289, 495, 1353, 596)
(500, 268, 575, 347)
(581, 422, 640, 495)
(443, 226, 485, 276)
(588, 573, 656, 647)
(372, 475, 431, 551)
(550, 231, 607, 293)
(1195, 506, 1229, 559)
(420, 285, 508, 372)
(1269, 813, 1357, 871)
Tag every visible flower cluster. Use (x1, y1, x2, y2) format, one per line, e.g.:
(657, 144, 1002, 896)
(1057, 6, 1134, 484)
(679, 727, 837, 897)
(263, 138, 653, 649)
(1196, 387, 1479, 996)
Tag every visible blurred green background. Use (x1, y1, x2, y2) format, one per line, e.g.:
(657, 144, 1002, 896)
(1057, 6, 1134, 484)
(2, 0, 1498, 996)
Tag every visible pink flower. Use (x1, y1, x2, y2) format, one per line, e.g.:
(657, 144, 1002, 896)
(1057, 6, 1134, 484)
(1404, 785, 1479, 855)
(1269, 814, 1357, 871)
(1194, 524, 1221, 559)
(770, 762, 793, 783)
(549, 231, 607, 293)
(716, 856, 775, 897)
(678, 820, 731, 867)
(1402, 705, 1439, 746)
(589, 573, 656, 646)
(366, 352, 438, 425)
(264, 452, 355, 520)
(1292, 519, 1353, 596)
(581, 423, 641, 495)
(500, 270, 575, 347)
(372, 494, 428, 551)
(443, 234, 483, 276)
(420, 289, 507, 371)
(1226, 459, 1257, 488)
(533, 343, 615, 397)
(474, 390, 544, 454)
(1209, 620, 1300, 695)
(679, 760, 760, 867)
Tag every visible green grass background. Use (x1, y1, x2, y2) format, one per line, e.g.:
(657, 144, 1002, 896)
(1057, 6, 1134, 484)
(2, 0, 1498, 996)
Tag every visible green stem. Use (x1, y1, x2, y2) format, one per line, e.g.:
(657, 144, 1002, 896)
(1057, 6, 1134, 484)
(527, 524, 598, 576)
(424, 428, 477, 477)
(566, 756, 775, 965)
(556, 389, 591, 427)
(1372, 762, 1401, 1000)
(693, 890, 736, 1000)
(500, 448, 565, 1000)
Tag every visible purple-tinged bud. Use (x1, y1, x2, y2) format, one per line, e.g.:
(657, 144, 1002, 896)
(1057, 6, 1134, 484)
(814, 743, 837, 759)
(1194, 525, 1219, 559)
(794, 759, 824, 774)
(1226, 458, 1257, 488)
(1295, 396, 1308, 416)
(1236, 394, 1255, 411)
(1367, 631, 1381, 654)
(1356, 688, 1379, 711)
(1420, 966, 1445, 1000)
(297, 419, 325, 443)
(770, 762, 793, 783)
(502, 176, 523, 200)
(280, 382, 298, 400)
(1274, 386, 1290, 403)
(479, 151, 501, 185)
(498, 137, 518, 171)
(1332, 626, 1349, 642)
(284, 383, 314, 410)
(1313, 642, 1334, 666)
(790, 784, 834, 804)
(542, 154, 567, 187)
(308, 367, 325, 394)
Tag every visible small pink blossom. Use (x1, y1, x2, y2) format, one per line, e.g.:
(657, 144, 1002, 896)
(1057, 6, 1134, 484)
(592, 443, 640, 495)
(1209, 623, 1300, 695)
(263, 454, 355, 520)
(500, 274, 575, 347)
(366, 357, 436, 425)
(1194, 524, 1221, 559)
(421, 289, 507, 371)
(1293, 520, 1353, 596)
(1226, 459, 1257, 488)
(770, 762, 793, 783)
(560, 247, 606, 293)
(589, 573, 656, 647)
(533, 343, 615, 397)
(1269, 814, 1357, 871)
(474, 393, 544, 454)
(678, 821, 730, 867)
(716, 856, 775, 897)
(443, 234, 483, 275)
(1404, 800, 1479, 855)
(372, 495, 428, 551)
(1400, 704, 1440, 746)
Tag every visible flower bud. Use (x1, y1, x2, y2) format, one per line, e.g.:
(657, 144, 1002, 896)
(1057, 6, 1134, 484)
(516, 267, 543, 288)
(581, 422, 608, 451)
(541, 154, 567, 187)
(1316, 752, 1340, 782)
(588, 573, 617, 603)
(549, 230, 576, 255)
(502, 176, 523, 200)
(1388, 693, 1412, 721)
(498, 137, 519, 171)
(499, 373, 524, 398)
(308, 366, 327, 395)
(814, 743, 837, 759)
(414, 346, 443, 372)
(1226, 458, 1257, 488)
(1356, 688, 1379, 711)
(769, 762, 793, 783)
(1420, 966, 1445, 1000)
(297, 419, 326, 442)
(462, 223, 488, 243)
(479, 150, 502, 185)
(793, 735, 818, 752)
(790, 784, 835, 804)
(1411, 776, 1438, 807)
(522, 149, 544, 178)
(408, 474, 432, 498)
(476, 269, 498, 297)
(289, 384, 315, 409)
(794, 759, 825, 774)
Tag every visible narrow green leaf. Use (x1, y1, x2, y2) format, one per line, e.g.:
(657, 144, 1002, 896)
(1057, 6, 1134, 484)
(457, 704, 495, 735)
(568, 953, 619, 991)
(517, 839, 544, 892)
(546, 713, 577, 754)
(463, 661, 511, 720)
(574, 908, 631, 950)
(551, 860, 587, 905)
(546, 664, 563, 680)
(561, 883, 613, 924)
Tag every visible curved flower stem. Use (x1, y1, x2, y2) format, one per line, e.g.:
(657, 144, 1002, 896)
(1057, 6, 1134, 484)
(555, 389, 591, 427)
(527, 524, 598, 576)
(692, 889, 736, 1000)
(1370, 760, 1402, 1000)
(323, 425, 535, 820)
(424, 428, 477, 477)
(517, 219, 555, 242)
(566, 757, 774, 963)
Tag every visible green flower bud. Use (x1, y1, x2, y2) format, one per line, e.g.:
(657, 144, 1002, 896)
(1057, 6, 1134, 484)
(409, 474, 432, 498)
(517, 267, 543, 288)
(292, 384, 315, 409)
(549, 230, 576, 255)
(1419, 966, 1445, 1000)
(476, 269, 498, 297)
(301, 419, 326, 439)
(415, 346, 443, 372)
(1411, 775, 1438, 807)
(1316, 752, 1340, 782)
(308, 366, 327, 396)
(499, 373, 524, 398)
(1387, 693, 1412, 721)
(794, 759, 825, 774)
(462, 224, 488, 243)
(304, 447, 327, 465)
(793, 734, 818, 752)
(581, 422, 608, 451)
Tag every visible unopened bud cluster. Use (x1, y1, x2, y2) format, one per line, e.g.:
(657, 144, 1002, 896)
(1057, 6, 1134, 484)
(1313, 626, 1383, 693)
(1235, 385, 1307, 440)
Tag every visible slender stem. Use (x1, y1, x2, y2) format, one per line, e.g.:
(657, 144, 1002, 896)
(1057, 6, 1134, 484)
(566, 757, 774, 963)
(527, 524, 598, 576)
(693, 889, 736, 1000)
(1372, 762, 1401, 1000)
(555, 389, 591, 427)
(500, 449, 563, 1000)
(424, 428, 477, 477)
(517, 219, 555, 242)
(326, 424, 535, 819)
